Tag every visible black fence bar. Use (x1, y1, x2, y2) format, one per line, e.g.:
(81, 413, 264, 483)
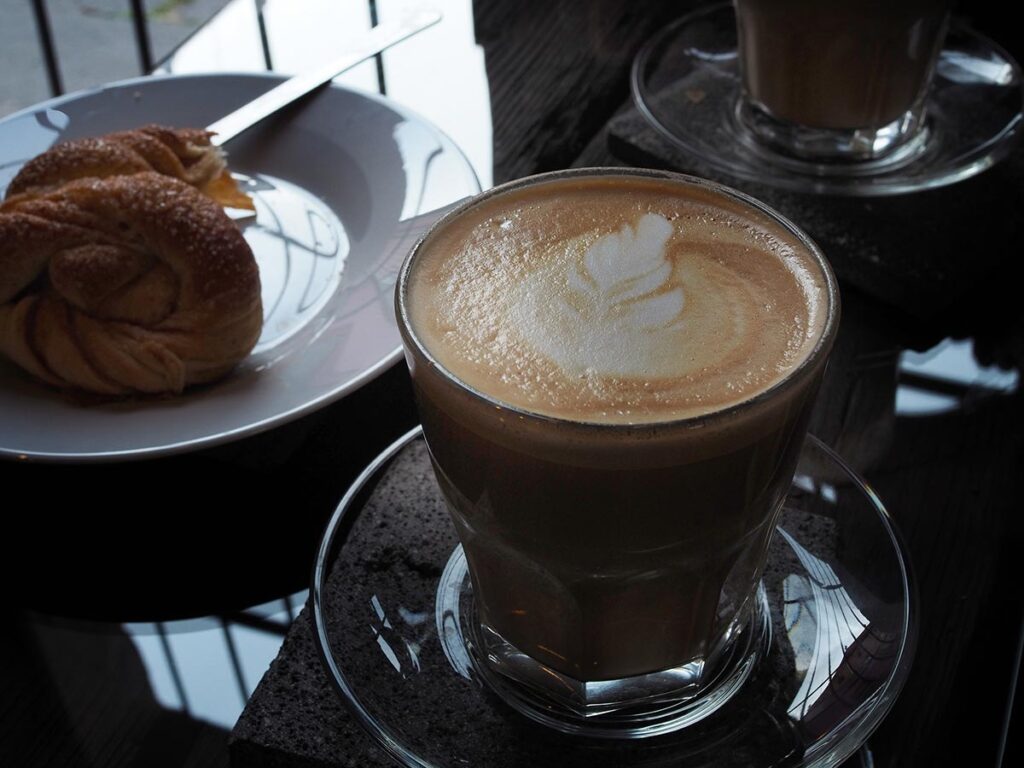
(220, 610, 290, 636)
(368, 0, 387, 95)
(255, 0, 274, 71)
(219, 619, 251, 704)
(897, 369, 1005, 398)
(155, 622, 191, 712)
(30, 0, 63, 96)
(129, 0, 154, 73)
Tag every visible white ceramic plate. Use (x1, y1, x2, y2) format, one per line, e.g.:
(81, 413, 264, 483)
(0, 74, 480, 462)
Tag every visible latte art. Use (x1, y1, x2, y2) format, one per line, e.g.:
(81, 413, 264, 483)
(513, 213, 686, 377)
(571, 212, 681, 329)
(408, 176, 827, 423)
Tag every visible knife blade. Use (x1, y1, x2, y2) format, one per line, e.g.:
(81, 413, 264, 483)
(206, 9, 441, 146)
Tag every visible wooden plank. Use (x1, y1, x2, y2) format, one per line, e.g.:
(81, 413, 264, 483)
(472, 0, 694, 181)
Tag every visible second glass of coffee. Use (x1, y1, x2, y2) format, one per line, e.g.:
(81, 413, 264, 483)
(396, 168, 839, 736)
(734, 0, 952, 165)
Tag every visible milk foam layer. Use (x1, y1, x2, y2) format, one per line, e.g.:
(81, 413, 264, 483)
(407, 176, 828, 423)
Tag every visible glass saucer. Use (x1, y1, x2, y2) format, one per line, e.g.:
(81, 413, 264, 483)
(631, 2, 1023, 196)
(312, 427, 916, 767)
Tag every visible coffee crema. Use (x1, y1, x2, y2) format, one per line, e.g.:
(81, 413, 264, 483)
(407, 176, 828, 424)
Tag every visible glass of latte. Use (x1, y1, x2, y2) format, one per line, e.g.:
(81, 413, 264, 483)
(396, 168, 839, 736)
(734, 0, 952, 165)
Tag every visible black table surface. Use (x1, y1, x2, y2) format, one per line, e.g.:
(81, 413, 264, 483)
(3, 2, 1022, 766)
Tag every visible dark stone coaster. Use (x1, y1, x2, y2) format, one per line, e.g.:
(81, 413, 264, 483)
(231, 439, 861, 768)
(607, 72, 1024, 321)
(229, 596, 389, 768)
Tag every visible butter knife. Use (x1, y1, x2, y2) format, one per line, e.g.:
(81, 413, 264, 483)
(206, 9, 441, 146)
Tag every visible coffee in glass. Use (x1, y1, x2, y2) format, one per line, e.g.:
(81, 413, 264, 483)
(734, 0, 952, 164)
(396, 168, 839, 735)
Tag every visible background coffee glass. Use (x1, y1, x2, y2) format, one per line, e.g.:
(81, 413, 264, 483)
(734, 0, 952, 165)
(396, 168, 840, 736)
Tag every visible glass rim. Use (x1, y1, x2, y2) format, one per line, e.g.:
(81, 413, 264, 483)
(396, 166, 841, 432)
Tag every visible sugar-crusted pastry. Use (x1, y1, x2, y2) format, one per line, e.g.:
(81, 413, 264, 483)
(0, 172, 262, 395)
(3, 125, 254, 210)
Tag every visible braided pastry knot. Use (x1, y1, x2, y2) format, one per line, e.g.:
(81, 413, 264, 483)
(4, 124, 254, 210)
(0, 172, 263, 395)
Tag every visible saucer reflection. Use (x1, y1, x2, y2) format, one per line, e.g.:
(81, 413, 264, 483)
(780, 528, 900, 732)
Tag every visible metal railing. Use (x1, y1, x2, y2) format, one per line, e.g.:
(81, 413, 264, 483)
(26, 0, 385, 99)
(27, 0, 172, 96)
(26, 0, 265, 97)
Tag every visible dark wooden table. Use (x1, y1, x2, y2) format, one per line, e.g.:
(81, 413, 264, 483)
(2, 1, 1021, 766)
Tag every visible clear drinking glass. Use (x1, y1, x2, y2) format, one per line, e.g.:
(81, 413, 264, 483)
(734, 0, 952, 165)
(395, 168, 840, 735)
